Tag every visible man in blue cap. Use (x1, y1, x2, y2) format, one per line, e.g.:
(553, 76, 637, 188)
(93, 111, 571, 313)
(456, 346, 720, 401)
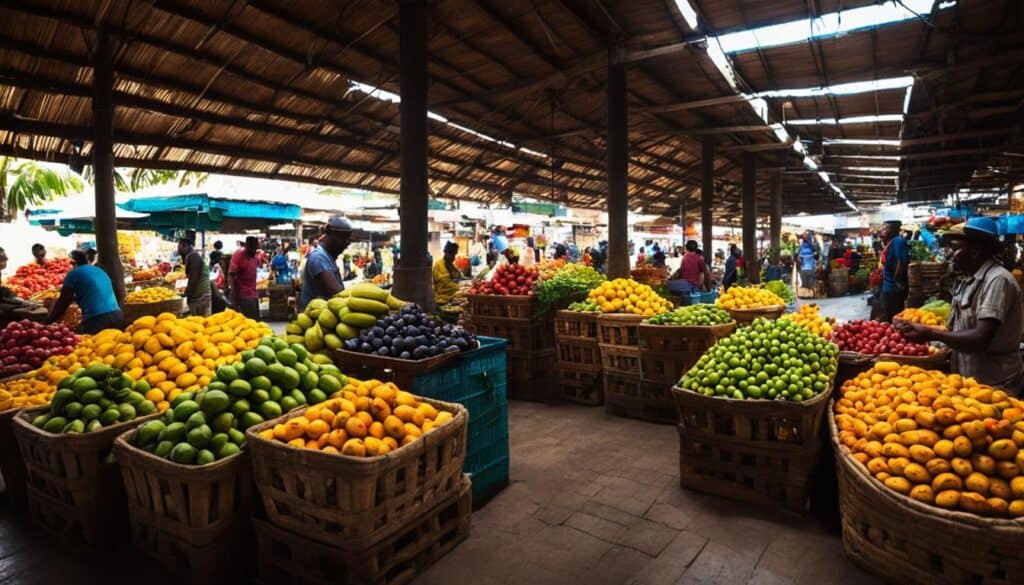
(897, 217, 1023, 394)
(872, 219, 910, 322)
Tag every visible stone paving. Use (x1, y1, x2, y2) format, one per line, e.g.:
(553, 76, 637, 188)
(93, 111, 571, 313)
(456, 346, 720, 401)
(417, 400, 880, 585)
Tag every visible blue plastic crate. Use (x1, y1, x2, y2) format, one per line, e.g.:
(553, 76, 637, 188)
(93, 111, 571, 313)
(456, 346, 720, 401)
(470, 455, 510, 508)
(466, 432, 510, 507)
(465, 405, 509, 455)
(407, 363, 465, 400)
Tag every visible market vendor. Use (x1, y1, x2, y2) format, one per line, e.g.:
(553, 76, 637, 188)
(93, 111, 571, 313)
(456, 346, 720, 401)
(896, 217, 1024, 394)
(31, 243, 46, 265)
(179, 233, 212, 317)
(299, 215, 351, 310)
(872, 220, 910, 322)
(47, 250, 124, 334)
(433, 241, 463, 305)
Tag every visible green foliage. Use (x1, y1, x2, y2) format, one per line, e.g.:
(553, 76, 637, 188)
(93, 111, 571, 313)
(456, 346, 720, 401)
(535, 264, 606, 315)
(0, 157, 83, 219)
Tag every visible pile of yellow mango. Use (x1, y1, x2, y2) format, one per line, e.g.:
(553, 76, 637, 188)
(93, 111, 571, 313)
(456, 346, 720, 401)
(0, 310, 270, 414)
(125, 287, 180, 304)
(835, 362, 1024, 518)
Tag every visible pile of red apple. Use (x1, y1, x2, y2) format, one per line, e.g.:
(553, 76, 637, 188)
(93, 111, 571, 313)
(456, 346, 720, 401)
(6, 258, 73, 298)
(828, 319, 931, 356)
(468, 264, 538, 296)
(0, 320, 79, 376)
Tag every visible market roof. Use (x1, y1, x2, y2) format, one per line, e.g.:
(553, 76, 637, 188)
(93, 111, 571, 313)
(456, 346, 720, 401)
(0, 0, 1018, 218)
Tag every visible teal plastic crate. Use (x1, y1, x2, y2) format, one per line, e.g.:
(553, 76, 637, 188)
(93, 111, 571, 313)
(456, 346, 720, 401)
(411, 336, 510, 507)
(466, 436, 510, 508)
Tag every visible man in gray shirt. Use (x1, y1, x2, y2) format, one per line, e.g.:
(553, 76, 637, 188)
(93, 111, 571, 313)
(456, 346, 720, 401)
(896, 217, 1023, 394)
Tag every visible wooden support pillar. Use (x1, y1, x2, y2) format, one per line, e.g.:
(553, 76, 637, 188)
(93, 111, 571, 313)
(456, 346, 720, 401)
(392, 0, 433, 310)
(770, 163, 782, 266)
(606, 52, 629, 279)
(92, 30, 125, 304)
(742, 152, 758, 284)
(701, 139, 714, 266)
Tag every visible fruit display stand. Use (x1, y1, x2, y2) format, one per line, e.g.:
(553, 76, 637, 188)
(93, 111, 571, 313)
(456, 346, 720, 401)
(113, 432, 253, 583)
(254, 476, 472, 585)
(11, 406, 160, 545)
(829, 409, 1024, 584)
(245, 397, 468, 547)
(724, 305, 786, 326)
(466, 294, 557, 402)
(597, 313, 651, 420)
(671, 384, 834, 512)
(554, 310, 602, 405)
(877, 346, 951, 370)
(123, 297, 186, 323)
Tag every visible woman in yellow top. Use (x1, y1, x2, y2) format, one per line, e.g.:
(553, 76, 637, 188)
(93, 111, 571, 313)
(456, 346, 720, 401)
(433, 242, 463, 305)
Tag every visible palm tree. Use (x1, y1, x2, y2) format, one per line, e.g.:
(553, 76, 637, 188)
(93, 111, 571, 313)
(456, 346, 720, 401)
(0, 157, 84, 221)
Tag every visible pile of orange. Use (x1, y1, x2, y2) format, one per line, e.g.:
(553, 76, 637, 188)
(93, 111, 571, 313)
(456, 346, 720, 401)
(894, 308, 946, 329)
(258, 378, 454, 456)
(835, 362, 1024, 517)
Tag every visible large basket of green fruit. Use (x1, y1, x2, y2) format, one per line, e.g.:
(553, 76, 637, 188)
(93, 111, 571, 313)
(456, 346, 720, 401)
(638, 305, 736, 385)
(114, 427, 253, 583)
(11, 364, 160, 545)
(672, 317, 838, 512)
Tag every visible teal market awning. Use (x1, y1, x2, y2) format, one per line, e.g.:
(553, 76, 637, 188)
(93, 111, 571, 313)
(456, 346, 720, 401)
(119, 193, 303, 231)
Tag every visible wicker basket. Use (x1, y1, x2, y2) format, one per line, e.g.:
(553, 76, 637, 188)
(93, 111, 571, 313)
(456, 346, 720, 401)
(123, 297, 186, 323)
(672, 383, 833, 512)
(598, 343, 643, 377)
(467, 294, 535, 320)
(596, 313, 645, 346)
(333, 348, 462, 391)
(255, 476, 471, 585)
(0, 405, 27, 508)
(877, 346, 951, 370)
(556, 338, 602, 373)
(558, 368, 603, 406)
(113, 430, 253, 581)
(638, 322, 736, 385)
(829, 409, 1024, 584)
(604, 373, 676, 424)
(554, 310, 599, 341)
(11, 406, 160, 545)
(724, 305, 786, 325)
(507, 348, 559, 402)
(465, 315, 554, 352)
(246, 397, 467, 548)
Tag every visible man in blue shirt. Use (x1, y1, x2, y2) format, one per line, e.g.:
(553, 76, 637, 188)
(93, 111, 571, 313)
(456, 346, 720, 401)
(300, 216, 352, 310)
(874, 219, 909, 322)
(723, 244, 741, 290)
(47, 250, 124, 334)
(798, 231, 817, 290)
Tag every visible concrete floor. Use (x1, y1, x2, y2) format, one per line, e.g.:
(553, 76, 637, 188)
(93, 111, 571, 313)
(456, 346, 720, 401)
(416, 401, 879, 585)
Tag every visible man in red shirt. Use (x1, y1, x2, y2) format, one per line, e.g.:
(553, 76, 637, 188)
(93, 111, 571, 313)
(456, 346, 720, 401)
(670, 240, 705, 293)
(229, 236, 260, 319)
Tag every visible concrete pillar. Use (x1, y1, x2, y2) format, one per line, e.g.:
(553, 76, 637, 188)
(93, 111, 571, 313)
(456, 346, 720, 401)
(742, 152, 758, 284)
(770, 164, 782, 266)
(701, 140, 714, 266)
(92, 30, 125, 304)
(606, 52, 629, 279)
(392, 0, 434, 309)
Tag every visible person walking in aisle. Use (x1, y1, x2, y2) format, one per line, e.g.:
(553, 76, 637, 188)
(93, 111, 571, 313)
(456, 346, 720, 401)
(872, 220, 909, 322)
(229, 236, 260, 319)
(47, 250, 124, 334)
(179, 233, 212, 316)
